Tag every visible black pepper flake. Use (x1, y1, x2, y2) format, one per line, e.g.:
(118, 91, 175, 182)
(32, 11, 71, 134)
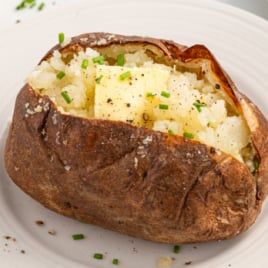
(126, 119, 134, 123)
(132, 247, 138, 253)
(210, 147, 216, 154)
(35, 220, 44, 226)
(21, 250, 26, 254)
(126, 103, 131, 107)
(185, 261, 192, 265)
(215, 83, 221, 90)
(107, 98, 113, 104)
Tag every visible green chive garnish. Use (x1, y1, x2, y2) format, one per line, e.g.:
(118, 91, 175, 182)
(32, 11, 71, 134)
(81, 59, 89, 69)
(253, 160, 259, 170)
(61, 91, 72, 104)
(193, 102, 206, 112)
(173, 245, 181, 254)
(38, 2, 45, 11)
(95, 75, 104, 84)
(16, 1, 26, 10)
(117, 54, 125, 66)
(92, 55, 105, 65)
(72, 234, 84, 240)
(252, 160, 259, 175)
(58, 32, 65, 44)
(146, 92, 156, 97)
(168, 129, 174, 134)
(159, 104, 169, 110)
(119, 71, 131, 80)
(56, 71, 65, 79)
(161, 91, 171, 98)
(112, 258, 119, 265)
(16, 0, 35, 10)
(93, 253, 103, 260)
(16, 0, 45, 11)
(183, 132, 194, 139)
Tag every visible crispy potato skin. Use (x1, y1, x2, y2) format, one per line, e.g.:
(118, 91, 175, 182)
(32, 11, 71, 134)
(4, 33, 268, 243)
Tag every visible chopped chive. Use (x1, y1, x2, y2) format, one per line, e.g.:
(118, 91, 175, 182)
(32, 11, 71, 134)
(81, 59, 89, 69)
(117, 54, 125, 66)
(112, 258, 119, 265)
(95, 75, 104, 84)
(253, 160, 259, 170)
(16, 0, 37, 10)
(58, 32, 65, 44)
(146, 92, 156, 97)
(92, 55, 105, 65)
(61, 91, 72, 104)
(93, 253, 103, 260)
(119, 71, 131, 80)
(159, 104, 169, 110)
(16, 1, 26, 10)
(168, 129, 174, 134)
(183, 132, 194, 139)
(252, 160, 259, 175)
(72, 233, 84, 240)
(38, 2, 45, 11)
(193, 102, 206, 112)
(173, 245, 181, 254)
(161, 91, 171, 98)
(56, 71, 65, 79)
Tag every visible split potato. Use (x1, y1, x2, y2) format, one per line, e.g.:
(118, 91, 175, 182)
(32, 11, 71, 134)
(4, 33, 268, 243)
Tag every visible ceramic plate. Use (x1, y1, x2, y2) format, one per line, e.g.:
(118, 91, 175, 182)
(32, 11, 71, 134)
(1, 0, 268, 267)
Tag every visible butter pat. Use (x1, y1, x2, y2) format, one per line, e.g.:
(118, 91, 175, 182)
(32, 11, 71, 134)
(94, 65, 170, 126)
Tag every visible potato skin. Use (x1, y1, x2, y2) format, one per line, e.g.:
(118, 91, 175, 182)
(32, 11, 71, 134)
(4, 33, 268, 243)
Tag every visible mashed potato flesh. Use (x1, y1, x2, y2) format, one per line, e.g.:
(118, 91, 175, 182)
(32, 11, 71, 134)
(27, 48, 252, 162)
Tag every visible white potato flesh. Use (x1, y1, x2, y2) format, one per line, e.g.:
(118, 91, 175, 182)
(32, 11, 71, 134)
(27, 48, 252, 162)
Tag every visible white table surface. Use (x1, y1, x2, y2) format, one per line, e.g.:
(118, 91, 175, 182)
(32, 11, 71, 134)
(0, 0, 267, 33)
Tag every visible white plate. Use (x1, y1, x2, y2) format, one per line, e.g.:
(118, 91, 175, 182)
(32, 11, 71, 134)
(1, 0, 268, 267)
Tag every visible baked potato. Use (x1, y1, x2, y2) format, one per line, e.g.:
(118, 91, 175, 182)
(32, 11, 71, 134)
(4, 32, 268, 243)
